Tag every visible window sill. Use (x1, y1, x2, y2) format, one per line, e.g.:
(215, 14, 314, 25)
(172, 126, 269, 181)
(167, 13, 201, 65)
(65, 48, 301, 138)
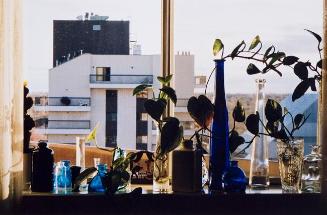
(20, 185, 323, 215)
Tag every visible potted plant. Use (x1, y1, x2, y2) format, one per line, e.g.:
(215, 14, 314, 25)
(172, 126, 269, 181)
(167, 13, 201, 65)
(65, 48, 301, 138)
(229, 99, 309, 193)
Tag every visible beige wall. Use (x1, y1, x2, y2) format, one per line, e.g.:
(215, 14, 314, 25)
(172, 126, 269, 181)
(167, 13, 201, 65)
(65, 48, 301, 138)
(49, 54, 91, 97)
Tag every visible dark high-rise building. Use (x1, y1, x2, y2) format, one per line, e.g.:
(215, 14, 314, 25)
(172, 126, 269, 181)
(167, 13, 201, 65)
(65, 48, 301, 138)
(53, 18, 129, 67)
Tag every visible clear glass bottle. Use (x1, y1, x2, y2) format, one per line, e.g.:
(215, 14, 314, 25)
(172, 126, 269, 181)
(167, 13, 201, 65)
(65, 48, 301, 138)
(301, 145, 321, 193)
(249, 79, 269, 189)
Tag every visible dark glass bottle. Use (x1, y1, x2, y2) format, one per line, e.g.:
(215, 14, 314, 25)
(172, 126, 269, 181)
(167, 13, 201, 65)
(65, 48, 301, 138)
(223, 161, 247, 194)
(31, 141, 54, 192)
(209, 59, 230, 192)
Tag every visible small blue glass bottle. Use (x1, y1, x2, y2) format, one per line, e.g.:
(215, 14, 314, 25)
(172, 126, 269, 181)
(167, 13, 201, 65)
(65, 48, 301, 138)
(223, 161, 247, 194)
(89, 164, 108, 192)
(54, 160, 72, 193)
(209, 59, 230, 192)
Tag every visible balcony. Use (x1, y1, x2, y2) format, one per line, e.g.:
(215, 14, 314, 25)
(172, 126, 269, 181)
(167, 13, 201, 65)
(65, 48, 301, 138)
(35, 120, 91, 135)
(34, 97, 91, 112)
(89, 74, 153, 89)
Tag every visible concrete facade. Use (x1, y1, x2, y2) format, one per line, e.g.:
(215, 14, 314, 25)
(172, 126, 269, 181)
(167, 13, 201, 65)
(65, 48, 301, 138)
(35, 53, 200, 151)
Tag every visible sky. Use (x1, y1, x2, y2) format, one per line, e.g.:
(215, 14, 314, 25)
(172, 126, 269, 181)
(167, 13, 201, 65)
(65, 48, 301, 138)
(23, 0, 323, 94)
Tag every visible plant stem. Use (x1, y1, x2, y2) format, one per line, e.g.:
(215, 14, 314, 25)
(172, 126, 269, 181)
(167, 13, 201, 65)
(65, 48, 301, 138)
(205, 67, 216, 95)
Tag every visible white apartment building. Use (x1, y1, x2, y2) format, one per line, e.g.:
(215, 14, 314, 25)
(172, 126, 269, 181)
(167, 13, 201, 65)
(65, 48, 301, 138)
(34, 53, 206, 151)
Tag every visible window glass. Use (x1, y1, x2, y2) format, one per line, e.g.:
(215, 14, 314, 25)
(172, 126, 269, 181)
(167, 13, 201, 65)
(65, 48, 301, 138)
(175, 0, 322, 157)
(24, 0, 161, 153)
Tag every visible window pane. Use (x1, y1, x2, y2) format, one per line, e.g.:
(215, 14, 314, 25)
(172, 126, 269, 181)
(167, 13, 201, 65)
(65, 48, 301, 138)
(24, 0, 161, 154)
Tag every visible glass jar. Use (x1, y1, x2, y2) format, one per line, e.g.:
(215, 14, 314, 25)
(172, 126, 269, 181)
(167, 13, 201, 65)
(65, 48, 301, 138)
(301, 145, 321, 193)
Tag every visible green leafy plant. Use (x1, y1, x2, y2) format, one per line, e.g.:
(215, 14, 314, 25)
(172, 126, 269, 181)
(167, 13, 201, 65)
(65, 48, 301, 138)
(212, 29, 322, 102)
(230, 99, 309, 156)
(101, 149, 133, 194)
(133, 75, 183, 158)
(134, 75, 184, 182)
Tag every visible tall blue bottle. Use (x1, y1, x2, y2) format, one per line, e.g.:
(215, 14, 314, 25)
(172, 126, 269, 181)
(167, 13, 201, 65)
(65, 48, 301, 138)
(209, 59, 230, 192)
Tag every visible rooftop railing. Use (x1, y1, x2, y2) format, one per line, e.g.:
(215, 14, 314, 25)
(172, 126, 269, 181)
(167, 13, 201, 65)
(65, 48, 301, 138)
(34, 97, 91, 106)
(90, 74, 153, 85)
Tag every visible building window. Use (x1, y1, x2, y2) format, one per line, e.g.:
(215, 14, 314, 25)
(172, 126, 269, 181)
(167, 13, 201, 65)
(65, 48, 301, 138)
(195, 76, 206, 85)
(96, 67, 111, 81)
(106, 90, 117, 147)
(93, 25, 101, 31)
(136, 136, 147, 144)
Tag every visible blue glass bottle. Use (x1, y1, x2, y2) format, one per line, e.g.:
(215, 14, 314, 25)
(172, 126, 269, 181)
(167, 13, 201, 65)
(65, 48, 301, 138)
(223, 161, 247, 193)
(89, 164, 108, 192)
(54, 160, 72, 193)
(209, 59, 230, 192)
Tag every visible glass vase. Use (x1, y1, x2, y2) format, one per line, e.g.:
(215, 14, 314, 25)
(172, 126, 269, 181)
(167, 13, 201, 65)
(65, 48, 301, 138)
(153, 126, 170, 193)
(223, 161, 247, 194)
(249, 79, 269, 189)
(209, 59, 230, 192)
(88, 164, 107, 192)
(276, 138, 304, 193)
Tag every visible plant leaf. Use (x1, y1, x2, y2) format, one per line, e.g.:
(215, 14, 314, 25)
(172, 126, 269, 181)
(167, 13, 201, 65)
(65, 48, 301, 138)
(73, 167, 97, 192)
(265, 99, 283, 122)
(160, 117, 183, 155)
(160, 86, 177, 104)
(282, 56, 299, 66)
(294, 62, 308, 80)
(229, 130, 245, 154)
(247, 63, 261, 75)
(187, 95, 214, 128)
(157, 74, 173, 85)
(266, 121, 279, 136)
(213, 39, 224, 56)
(268, 52, 286, 67)
(144, 99, 167, 121)
(246, 113, 259, 135)
(231, 41, 245, 59)
(133, 84, 151, 96)
(305, 29, 322, 43)
(275, 128, 289, 141)
(294, 114, 304, 128)
(232, 101, 246, 122)
(263, 46, 275, 60)
(317, 59, 322, 69)
(309, 78, 317, 91)
(249, 35, 261, 50)
(292, 79, 311, 101)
